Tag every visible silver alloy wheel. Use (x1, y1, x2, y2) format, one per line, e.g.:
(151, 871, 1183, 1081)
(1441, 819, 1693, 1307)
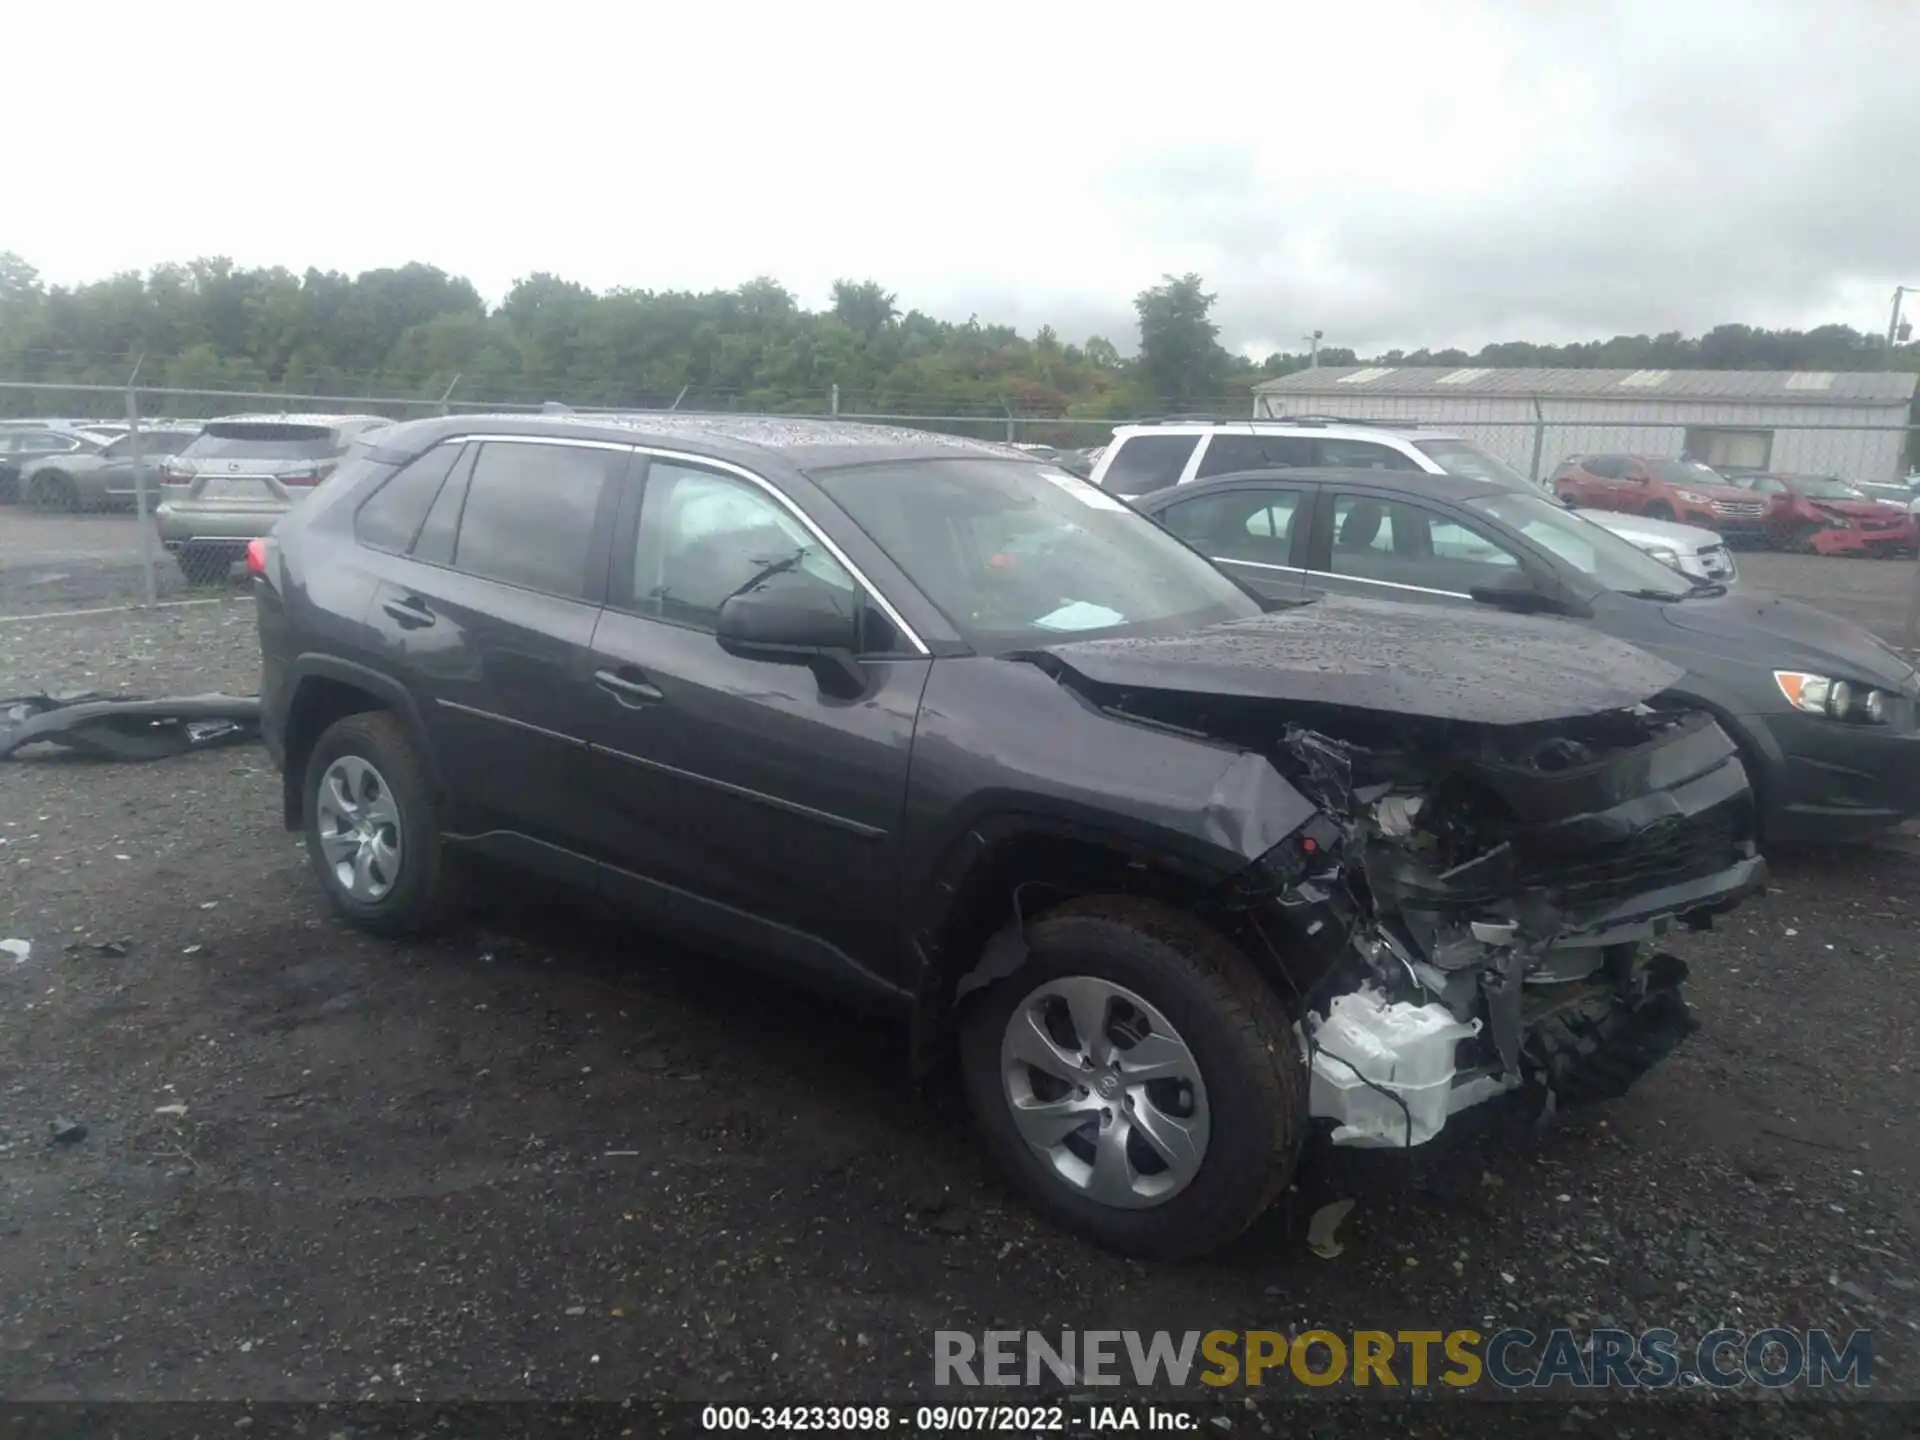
(999, 975, 1210, 1210)
(315, 755, 403, 903)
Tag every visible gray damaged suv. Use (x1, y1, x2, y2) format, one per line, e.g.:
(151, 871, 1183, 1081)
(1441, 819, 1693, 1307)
(156, 412, 390, 581)
(253, 414, 1763, 1258)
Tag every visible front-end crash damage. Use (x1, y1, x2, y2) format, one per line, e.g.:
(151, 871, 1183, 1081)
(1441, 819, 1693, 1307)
(1243, 706, 1759, 1147)
(1029, 600, 1766, 1148)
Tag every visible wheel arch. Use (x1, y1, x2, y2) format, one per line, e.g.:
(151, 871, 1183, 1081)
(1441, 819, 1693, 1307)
(280, 656, 442, 831)
(28, 468, 76, 509)
(903, 813, 1234, 1077)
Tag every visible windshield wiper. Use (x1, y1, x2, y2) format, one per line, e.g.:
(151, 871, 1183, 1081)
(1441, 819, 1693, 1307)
(1618, 587, 1691, 602)
(1684, 579, 1729, 599)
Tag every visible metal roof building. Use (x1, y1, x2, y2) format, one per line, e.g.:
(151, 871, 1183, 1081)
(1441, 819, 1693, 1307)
(1250, 366, 1918, 481)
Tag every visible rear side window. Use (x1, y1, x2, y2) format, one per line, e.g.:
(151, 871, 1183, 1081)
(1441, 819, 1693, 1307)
(181, 422, 341, 460)
(1196, 434, 1316, 478)
(412, 447, 475, 567)
(12, 430, 84, 453)
(1311, 438, 1422, 471)
(1159, 486, 1306, 567)
(355, 444, 461, 554)
(449, 441, 618, 598)
(1101, 434, 1199, 495)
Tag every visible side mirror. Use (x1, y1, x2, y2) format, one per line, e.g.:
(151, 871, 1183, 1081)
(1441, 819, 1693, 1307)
(715, 572, 865, 692)
(1469, 570, 1578, 617)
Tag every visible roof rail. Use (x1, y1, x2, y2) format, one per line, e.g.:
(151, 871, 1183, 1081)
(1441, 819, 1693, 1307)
(1137, 413, 1226, 425)
(1266, 413, 1432, 428)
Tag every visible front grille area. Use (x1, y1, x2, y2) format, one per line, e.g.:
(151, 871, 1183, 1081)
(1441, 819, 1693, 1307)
(1709, 499, 1768, 519)
(1522, 804, 1745, 912)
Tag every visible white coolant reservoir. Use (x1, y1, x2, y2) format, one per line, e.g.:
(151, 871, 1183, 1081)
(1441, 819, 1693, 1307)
(1306, 986, 1481, 1148)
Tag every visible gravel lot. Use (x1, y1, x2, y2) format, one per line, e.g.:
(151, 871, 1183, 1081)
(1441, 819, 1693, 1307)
(2, 510, 1918, 1429)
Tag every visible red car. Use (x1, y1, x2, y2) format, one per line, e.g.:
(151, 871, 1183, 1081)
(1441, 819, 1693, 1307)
(1549, 454, 1770, 542)
(1725, 471, 1919, 557)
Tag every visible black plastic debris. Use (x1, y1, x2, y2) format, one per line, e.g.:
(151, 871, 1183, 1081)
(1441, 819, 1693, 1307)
(0, 692, 261, 761)
(49, 1119, 88, 1145)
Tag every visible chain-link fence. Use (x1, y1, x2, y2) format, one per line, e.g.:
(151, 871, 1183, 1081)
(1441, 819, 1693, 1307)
(2, 376, 1918, 628)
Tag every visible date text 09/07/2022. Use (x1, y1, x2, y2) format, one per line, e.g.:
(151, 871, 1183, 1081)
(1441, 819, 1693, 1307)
(700, 1405, 1194, 1432)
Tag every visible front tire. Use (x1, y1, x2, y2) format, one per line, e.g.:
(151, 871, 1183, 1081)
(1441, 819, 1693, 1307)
(959, 896, 1305, 1260)
(302, 711, 460, 937)
(28, 472, 78, 513)
(1643, 502, 1676, 522)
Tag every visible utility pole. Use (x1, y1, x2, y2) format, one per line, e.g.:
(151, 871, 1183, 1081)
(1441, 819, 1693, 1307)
(1889, 286, 1918, 347)
(1305, 330, 1324, 369)
(126, 355, 157, 610)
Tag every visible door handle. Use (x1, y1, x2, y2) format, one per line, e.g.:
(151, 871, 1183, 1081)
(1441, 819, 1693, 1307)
(594, 667, 665, 705)
(381, 595, 435, 629)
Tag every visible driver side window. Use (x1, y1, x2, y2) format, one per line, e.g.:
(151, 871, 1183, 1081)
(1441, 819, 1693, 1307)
(626, 463, 881, 645)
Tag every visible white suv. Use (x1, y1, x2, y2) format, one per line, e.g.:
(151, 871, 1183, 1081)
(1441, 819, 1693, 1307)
(1089, 418, 1738, 586)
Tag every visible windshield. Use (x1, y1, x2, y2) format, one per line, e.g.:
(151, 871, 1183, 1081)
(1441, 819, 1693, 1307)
(1788, 475, 1866, 499)
(1648, 459, 1728, 486)
(1465, 490, 1694, 599)
(1411, 438, 1531, 487)
(810, 458, 1263, 650)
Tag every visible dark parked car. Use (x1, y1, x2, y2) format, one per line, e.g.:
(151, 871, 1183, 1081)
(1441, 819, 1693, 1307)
(1138, 468, 1920, 844)
(254, 415, 1762, 1257)
(19, 424, 200, 511)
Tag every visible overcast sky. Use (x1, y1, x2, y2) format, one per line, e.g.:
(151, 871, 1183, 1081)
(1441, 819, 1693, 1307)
(12, 0, 1919, 357)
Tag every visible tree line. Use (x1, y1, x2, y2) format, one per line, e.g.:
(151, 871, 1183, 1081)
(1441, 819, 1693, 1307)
(3, 253, 1917, 428)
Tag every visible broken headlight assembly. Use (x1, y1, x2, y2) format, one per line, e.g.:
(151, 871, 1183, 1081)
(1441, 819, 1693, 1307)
(1774, 670, 1895, 725)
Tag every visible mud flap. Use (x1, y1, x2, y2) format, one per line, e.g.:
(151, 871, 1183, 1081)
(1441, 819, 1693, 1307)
(1525, 951, 1697, 1108)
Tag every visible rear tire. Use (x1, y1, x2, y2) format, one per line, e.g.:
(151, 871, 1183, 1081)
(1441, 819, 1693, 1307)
(959, 895, 1305, 1260)
(28, 472, 78, 513)
(302, 711, 460, 938)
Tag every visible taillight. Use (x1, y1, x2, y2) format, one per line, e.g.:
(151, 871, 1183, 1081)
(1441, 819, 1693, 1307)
(160, 460, 191, 485)
(246, 538, 271, 577)
(281, 462, 337, 488)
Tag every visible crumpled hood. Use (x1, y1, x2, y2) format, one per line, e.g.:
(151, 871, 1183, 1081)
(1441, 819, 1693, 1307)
(1027, 595, 1684, 725)
(1807, 497, 1909, 523)
(1660, 588, 1918, 689)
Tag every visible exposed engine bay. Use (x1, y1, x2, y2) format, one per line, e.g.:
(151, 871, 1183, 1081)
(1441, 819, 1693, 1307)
(1095, 686, 1761, 1147)
(1024, 598, 1768, 1148)
(1263, 705, 1760, 1144)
